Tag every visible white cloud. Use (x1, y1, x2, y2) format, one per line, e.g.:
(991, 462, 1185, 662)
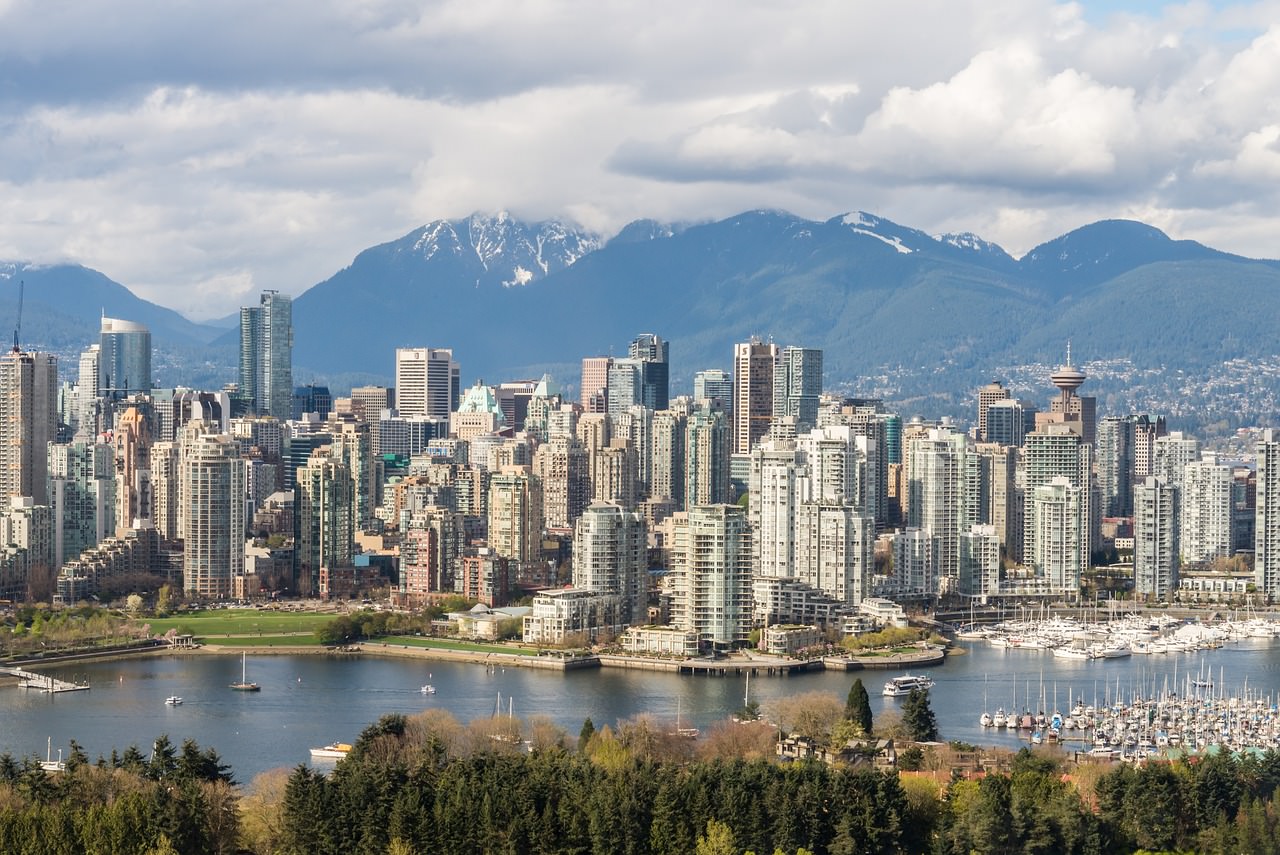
(0, 0, 1277, 318)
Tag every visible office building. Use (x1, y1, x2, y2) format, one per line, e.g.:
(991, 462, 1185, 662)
(395, 348, 459, 420)
(580, 357, 611, 413)
(732, 339, 778, 454)
(976, 381, 1011, 442)
(0, 350, 58, 505)
(692, 369, 733, 412)
(239, 290, 293, 419)
(773, 346, 823, 433)
(292, 384, 333, 421)
(98, 317, 152, 398)
(628, 333, 669, 411)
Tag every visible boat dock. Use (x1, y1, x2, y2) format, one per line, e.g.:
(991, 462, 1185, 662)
(1, 668, 90, 693)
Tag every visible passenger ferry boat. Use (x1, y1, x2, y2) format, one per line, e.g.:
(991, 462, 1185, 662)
(882, 674, 936, 697)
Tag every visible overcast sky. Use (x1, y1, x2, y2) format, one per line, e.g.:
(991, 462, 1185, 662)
(1, 0, 1278, 320)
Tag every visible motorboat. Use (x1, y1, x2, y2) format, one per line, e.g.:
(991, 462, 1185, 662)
(420, 684, 436, 694)
(882, 674, 935, 697)
(309, 743, 352, 760)
(165, 696, 183, 705)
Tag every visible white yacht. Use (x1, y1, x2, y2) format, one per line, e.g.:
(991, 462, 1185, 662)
(309, 742, 352, 760)
(882, 674, 935, 697)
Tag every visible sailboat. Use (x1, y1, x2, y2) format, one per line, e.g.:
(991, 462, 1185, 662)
(230, 651, 261, 692)
(674, 697, 700, 738)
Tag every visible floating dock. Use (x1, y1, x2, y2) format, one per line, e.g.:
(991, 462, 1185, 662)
(1, 668, 90, 693)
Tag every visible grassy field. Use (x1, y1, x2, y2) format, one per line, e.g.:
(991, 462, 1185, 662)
(138, 610, 334, 638)
(371, 636, 541, 656)
(204, 635, 326, 647)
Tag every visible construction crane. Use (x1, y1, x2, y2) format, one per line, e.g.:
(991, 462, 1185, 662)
(11, 279, 22, 353)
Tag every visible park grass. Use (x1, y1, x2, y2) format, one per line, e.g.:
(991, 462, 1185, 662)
(206, 635, 325, 647)
(138, 610, 334, 638)
(370, 636, 541, 656)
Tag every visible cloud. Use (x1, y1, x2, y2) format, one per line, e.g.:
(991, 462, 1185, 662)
(0, 0, 1278, 317)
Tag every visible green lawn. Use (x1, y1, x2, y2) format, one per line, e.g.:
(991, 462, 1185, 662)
(369, 636, 541, 656)
(138, 610, 334, 638)
(205, 635, 325, 647)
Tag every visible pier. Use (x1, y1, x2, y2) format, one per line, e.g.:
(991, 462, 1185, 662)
(1, 668, 90, 693)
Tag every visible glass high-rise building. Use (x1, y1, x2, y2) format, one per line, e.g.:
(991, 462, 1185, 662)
(627, 333, 669, 411)
(98, 317, 152, 398)
(239, 290, 293, 420)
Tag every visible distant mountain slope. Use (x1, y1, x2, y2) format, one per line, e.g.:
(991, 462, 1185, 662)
(293, 210, 1280, 394)
(0, 263, 223, 346)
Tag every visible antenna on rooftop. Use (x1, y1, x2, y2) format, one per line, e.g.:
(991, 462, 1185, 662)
(12, 279, 23, 353)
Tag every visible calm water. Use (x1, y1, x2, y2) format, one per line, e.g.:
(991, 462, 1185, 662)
(4, 640, 1280, 781)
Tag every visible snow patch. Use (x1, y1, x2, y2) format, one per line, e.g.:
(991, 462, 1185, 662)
(504, 266, 534, 287)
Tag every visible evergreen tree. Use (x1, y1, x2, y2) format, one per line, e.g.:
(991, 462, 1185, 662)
(578, 717, 596, 751)
(901, 688, 939, 742)
(845, 679, 873, 735)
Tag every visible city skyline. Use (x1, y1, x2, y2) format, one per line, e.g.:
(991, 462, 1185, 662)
(1, 2, 1279, 319)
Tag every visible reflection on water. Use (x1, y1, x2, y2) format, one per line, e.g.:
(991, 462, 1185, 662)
(0, 639, 1276, 781)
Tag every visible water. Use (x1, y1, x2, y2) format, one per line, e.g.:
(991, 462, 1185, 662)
(3, 640, 1280, 781)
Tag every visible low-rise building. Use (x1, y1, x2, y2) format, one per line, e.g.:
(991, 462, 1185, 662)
(858, 597, 909, 628)
(521, 588, 625, 645)
(620, 625, 699, 656)
(761, 623, 822, 655)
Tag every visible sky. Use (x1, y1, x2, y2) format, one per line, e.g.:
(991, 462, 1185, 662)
(1, 0, 1278, 320)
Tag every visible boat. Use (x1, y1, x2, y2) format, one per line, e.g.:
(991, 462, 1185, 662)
(420, 684, 436, 694)
(165, 696, 183, 705)
(40, 737, 66, 773)
(230, 651, 261, 692)
(882, 674, 935, 697)
(309, 742, 352, 760)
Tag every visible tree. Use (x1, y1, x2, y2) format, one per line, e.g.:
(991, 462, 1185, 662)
(845, 678, 873, 735)
(901, 688, 939, 742)
(125, 593, 144, 614)
(696, 819, 736, 855)
(578, 717, 595, 752)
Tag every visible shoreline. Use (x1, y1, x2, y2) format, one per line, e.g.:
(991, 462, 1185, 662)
(19, 639, 956, 677)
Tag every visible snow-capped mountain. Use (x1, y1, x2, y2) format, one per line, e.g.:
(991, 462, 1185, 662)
(399, 212, 601, 288)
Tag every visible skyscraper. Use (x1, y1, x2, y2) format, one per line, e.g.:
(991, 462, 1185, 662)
(1030, 476, 1086, 594)
(773, 346, 823, 432)
(1255, 429, 1280, 599)
(394, 348, 459, 420)
(574, 502, 648, 623)
(692, 369, 733, 412)
(976, 381, 1012, 442)
(580, 357, 611, 413)
(732, 339, 778, 454)
(0, 350, 58, 504)
(1181, 452, 1232, 565)
(670, 504, 752, 648)
(239, 290, 293, 420)
(1134, 475, 1178, 600)
(295, 452, 355, 597)
(628, 333, 669, 411)
(685, 406, 731, 506)
(1024, 423, 1091, 586)
(98, 316, 152, 398)
(181, 433, 246, 598)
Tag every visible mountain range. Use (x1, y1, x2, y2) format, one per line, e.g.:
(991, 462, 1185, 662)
(4, 210, 1279, 425)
